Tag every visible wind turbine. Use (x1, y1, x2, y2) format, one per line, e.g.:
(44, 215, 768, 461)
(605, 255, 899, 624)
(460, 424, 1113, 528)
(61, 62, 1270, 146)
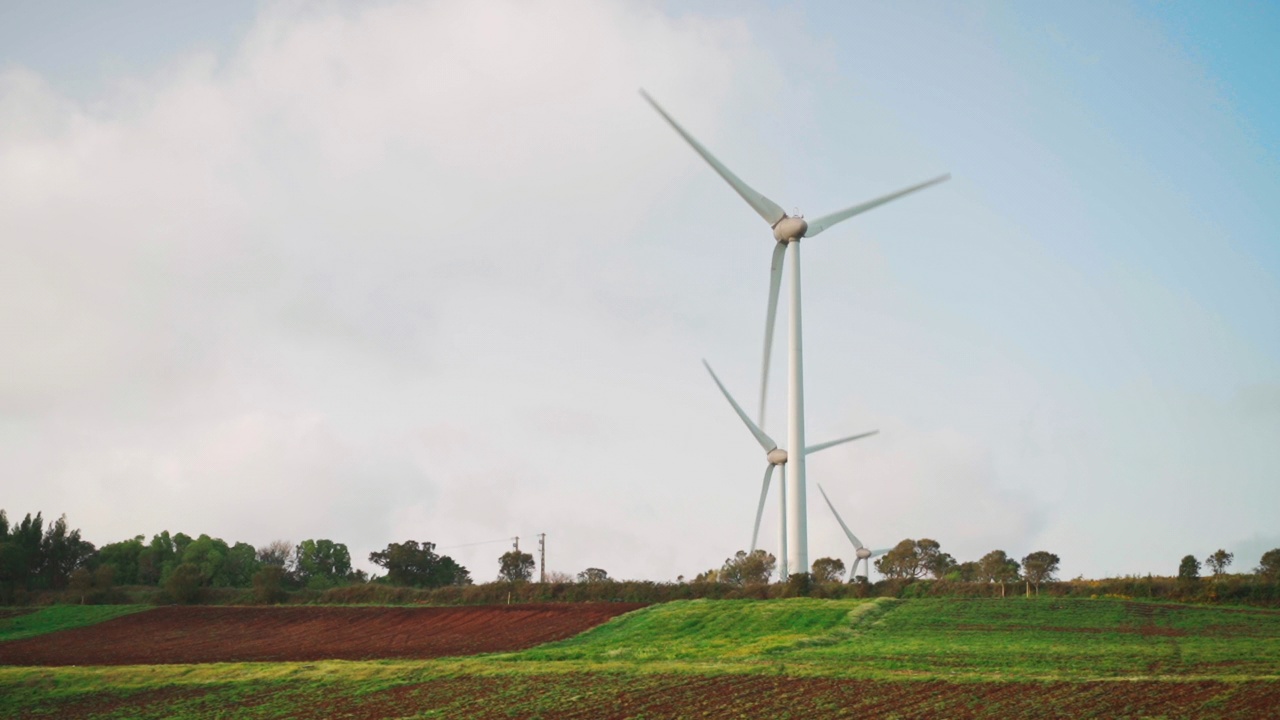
(644, 90, 948, 574)
(703, 360, 877, 578)
(817, 483, 891, 581)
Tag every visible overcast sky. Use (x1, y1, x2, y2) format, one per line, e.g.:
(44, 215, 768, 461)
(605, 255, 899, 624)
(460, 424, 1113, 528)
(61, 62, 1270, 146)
(1, 0, 1277, 581)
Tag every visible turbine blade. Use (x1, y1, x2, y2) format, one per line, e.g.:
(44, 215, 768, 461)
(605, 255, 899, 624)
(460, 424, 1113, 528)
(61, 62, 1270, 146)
(805, 430, 879, 456)
(758, 241, 786, 429)
(805, 174, 951, 238)
(750, 464, 775, 552)
(640, 90, 786, 226)
(703, 360, 778, 452)
(817, 483, 865, 550)
(870, 548, 892, 557)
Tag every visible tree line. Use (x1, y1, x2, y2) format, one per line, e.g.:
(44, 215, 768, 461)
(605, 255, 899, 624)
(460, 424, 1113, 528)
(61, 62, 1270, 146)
(0, 509, 488, 604)
(0, 509, 620, 605)
(4, 510, 1279, 606)
(693, 540, 1060, 597)
(693, 537, 1280, 600)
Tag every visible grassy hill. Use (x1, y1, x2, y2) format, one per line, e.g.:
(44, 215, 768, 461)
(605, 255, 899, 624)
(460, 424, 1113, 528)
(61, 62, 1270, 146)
(511, 597, 1280, 678)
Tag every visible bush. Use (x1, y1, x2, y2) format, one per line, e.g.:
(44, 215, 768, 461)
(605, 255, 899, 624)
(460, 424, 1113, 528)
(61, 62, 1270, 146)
(784, 573, 813, 598)
(164, 563, 205, 604)
(252, 566, 289, 604)
(319, 583, 423, 605)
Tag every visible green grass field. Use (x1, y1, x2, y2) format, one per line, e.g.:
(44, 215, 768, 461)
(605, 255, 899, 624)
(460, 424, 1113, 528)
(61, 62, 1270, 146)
(0, 605, 146, 643)
(510, 597, 1280, 679)
(2, 598, 1278, 718)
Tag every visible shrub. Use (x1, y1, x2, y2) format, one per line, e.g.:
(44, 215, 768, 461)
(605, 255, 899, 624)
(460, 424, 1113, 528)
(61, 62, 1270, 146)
(784, 572, 813, 597)
(252, 566, 289, 604)
(164, 563, 205, 604)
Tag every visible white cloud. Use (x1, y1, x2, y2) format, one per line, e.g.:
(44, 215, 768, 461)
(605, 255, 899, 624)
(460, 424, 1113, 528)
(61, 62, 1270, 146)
(0, 0, 800, 578)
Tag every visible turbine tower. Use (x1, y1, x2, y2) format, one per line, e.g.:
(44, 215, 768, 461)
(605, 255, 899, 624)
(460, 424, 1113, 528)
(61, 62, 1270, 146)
(644, 90, 948, 575)
(703, 360, 876, 578)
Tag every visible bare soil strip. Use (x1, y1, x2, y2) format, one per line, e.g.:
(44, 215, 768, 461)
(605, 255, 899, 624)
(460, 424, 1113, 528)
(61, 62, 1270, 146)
(0, 603, 646, 666)
(19, 675, 1280, 720)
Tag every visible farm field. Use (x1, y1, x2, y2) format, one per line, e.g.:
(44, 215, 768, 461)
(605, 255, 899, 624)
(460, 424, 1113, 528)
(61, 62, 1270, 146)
(0, 603, 646, 665)
(2, 597, 1279, 718)
(0, 605, 147, 643)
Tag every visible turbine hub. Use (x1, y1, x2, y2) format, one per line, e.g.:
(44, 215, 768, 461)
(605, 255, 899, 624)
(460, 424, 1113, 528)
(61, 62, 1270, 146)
(766, 448, 788, 465)
(856, 547, 872, 560)
(772, 216, 808, 242)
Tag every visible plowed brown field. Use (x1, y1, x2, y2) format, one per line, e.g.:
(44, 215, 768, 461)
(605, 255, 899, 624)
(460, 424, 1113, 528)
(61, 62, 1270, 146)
(18, 675, 1280, 720)
(0, 603, 645, 666)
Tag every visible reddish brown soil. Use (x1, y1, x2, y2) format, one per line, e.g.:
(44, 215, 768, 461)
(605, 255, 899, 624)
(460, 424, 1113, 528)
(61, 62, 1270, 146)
(0, 603, 645, 666)
(296, 676, 1280, 720)
(25, 675, 1280, 720)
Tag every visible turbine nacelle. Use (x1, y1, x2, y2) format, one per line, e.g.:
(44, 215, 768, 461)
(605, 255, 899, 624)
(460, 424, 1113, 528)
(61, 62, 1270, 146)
(766, 448, 788, 465)
(856, 547, 872, 560)
(772, 216, 808, 243)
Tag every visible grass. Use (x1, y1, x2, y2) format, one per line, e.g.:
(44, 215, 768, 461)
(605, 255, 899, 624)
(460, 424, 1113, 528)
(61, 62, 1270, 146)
(0, 605, 148, 643)
(2, 597, 1279, 718)
(505, 596, 1280, 679)
(512, 597, 871, 662)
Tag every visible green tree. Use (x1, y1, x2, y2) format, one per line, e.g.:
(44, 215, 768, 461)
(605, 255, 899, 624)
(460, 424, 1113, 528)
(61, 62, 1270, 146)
(498, 550, 536, 583)
(1178, 554, 1201, 583)
(38, 514, 95, 590)
(138, 532, 178, 585)
(577, 567, 610, 583)
(1257, 549, 1280, 583)
(179, 534, 232, 586)
(719, 549, 776, 586)
(917, 539, 956, 579)
(979, 550, 1020, 597)
(97, 536, 145, 586)
(875, 539, 921, 579)
(1206, 549, 1234, 578)
(165, 562, 205, 604)
(1021, 551, 1060, 596)
(369, 540, 471, 588)
(0, 511, 94, 596)
(946, 561, 981, 582)
(0, 511, 45, 601)
(876, 539, 952, 580)
(224, 542, 261, 587)
(294, 539, 354, 589)
(811, 557, 846, 584)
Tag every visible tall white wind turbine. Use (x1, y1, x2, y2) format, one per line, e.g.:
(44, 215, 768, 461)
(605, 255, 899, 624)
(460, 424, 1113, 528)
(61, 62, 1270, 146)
(817, 483, 891, 581)
(645, 90, 948, 574)
(703, 360, 877, 578)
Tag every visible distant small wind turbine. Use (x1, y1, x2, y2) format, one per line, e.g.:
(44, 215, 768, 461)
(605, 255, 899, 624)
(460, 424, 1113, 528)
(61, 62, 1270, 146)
(644, 90, 947, 574)
(704, 360, 876, 577)
(817, 483, 891, 581)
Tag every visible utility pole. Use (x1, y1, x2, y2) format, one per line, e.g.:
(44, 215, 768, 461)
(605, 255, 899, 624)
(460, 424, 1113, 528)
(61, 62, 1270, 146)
(512, 536, 519, 551)
(537, 533, 546, 583)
